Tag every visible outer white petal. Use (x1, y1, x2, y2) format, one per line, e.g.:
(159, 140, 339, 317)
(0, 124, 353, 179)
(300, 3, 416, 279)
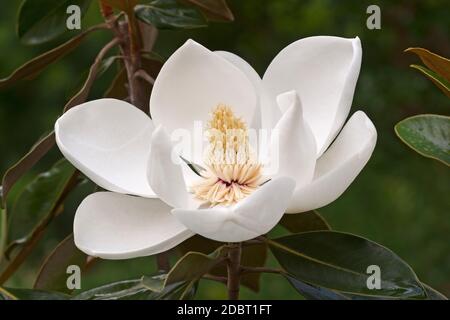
(172, 177, 295, 242)
(147, 126, 196, 209)
(150, 39, 257, 135)
(55, 98, 155, 197)
(74, 192, 194, 259)
(269, 91, 316, 187)
(286, 111, 377, 213)
(262, 36, 362, 156)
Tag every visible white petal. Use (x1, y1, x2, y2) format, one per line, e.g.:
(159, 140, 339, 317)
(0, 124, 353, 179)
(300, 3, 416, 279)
(55, 98, 155, 197)
(269, 91, 316, 187)
(172, 177, 295, 242)
(262, 36, 362, 155)
(215, 50, 261, 97)
(74, 192, 194, 259)
(286, 111, 377, 213)
(215, 50, 263, 130)
(150, 39, 257, 135)
(147, 126, 196, 209)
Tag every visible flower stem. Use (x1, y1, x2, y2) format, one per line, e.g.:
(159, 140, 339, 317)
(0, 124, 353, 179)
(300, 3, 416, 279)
(226, 242, 242, 300)
(99, 2, 157, 113)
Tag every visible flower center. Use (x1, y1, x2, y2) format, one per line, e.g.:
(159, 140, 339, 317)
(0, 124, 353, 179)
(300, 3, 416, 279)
(191, 105, 262, 206)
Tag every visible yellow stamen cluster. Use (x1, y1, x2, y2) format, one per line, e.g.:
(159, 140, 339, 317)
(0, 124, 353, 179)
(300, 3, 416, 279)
(204, 104, 252, 165)
(191, 105, 262, 206)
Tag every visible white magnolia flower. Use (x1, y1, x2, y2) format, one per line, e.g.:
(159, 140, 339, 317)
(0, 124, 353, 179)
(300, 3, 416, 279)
(55, 36, 377, 259)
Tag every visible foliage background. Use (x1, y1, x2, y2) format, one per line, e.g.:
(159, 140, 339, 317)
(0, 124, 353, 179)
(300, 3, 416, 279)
(0, 0, 448, 299)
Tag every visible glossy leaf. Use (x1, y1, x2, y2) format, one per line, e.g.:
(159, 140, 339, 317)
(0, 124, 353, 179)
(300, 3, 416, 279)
(73, 279, 148, 300)
(17, 0, 92, 45)
(0, 287, 69, 300)
(410, 64, 450, 98)
(279, 211, 331, 233)
(183, 0, 234, 21)
(406, 48, 450, 80)
(285, 275, 348, 300)
(34, 234, 87, 293)
(7, 160, 76, 244)
(269, 231, 425, 298)
(343, 283, 447, 300)
(135, 0, 207, 30)
(395, 114, 450, 166)
(0, 24, 105, 89)
(1, 132, 55, 207)
(73, 276, 197, 300)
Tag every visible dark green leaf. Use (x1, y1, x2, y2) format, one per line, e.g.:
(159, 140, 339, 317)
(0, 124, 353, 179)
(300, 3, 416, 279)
(182, 0, 234, 21)
(17, 0, 92, 45)
(238, 244, 267, 292)
(72, 275, 197, 300)
(0, 287, 69, 300)
(73, 279, 147, 300)
(0, 24, 105, 89)
(285, 275, 348, 300)
(7, 160, 76, 244)
(34, 234, 87, 293)
(269, 231, 425, 299)
(279, 211, 331, 233)
(395, 114, 450, 166)
(135, 0, 207, 30)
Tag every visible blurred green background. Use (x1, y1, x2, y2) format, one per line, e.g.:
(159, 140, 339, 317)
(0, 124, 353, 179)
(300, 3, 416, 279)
(0, 0, 449, 299)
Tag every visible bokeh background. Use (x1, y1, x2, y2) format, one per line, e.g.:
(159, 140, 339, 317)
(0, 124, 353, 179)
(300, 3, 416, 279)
(0, 0, 449, 299)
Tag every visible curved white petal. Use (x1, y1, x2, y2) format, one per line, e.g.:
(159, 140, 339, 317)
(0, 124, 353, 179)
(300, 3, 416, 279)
(147, 126, 196, 209)
(286, 111, 377, 213)
(262, 36, 362, 156)
(55, 98, 155, 197)
(214, 50, 261, 97)
(172, 177, 295, 242)
(269, 91, 316, 187)
(74, 192, 194, 259)
(150, 39, 257, 136)
(215, 50, 263, 130)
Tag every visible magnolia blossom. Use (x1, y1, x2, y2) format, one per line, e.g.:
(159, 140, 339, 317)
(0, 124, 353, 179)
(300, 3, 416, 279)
(55, 36, 376, 259)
